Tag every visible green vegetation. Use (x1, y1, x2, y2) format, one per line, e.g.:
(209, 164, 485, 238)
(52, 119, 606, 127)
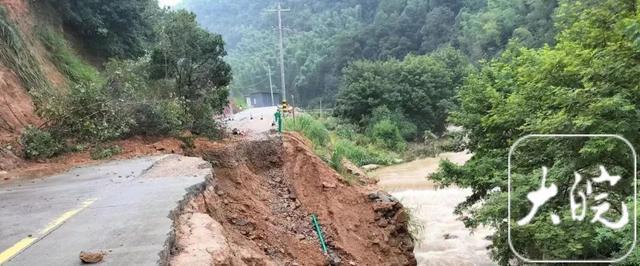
(182, 0, 640, 264)
(6, 5, 231, 161)
(148, 10, 231, 138)
(404, 206, 425, 243)
(20, 126, 63, 160)
(90, 145, 123, 160)
(431, 0, 640, 264)
(370, 119, 406, 152)
(182, 0, 555, 107)
(44, 82, 133, 143)
(285, 113, 396, 173)
(130, 100, 189, 137)
(45, 0, 157, 59)
(457, 0, 558, 61)
(331, 139, 394, 167)
(38, 27, 101, 84)
(41, 9, 229, 148)
(284, 114, 330, 148)
(436, 131, 467, 153)
(336, 48, 471, 136)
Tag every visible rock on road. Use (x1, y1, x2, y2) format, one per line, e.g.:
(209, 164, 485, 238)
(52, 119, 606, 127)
(0, 155, 212, 265)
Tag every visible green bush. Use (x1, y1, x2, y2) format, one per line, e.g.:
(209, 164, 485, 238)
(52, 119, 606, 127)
(335, 123, 359, 140)
(46, 83, 133, 142)
(190, 103, 224, 139)
(285, 114, 330, 148)
(397, 120, 418, 141)
(20, 126, 63, 160)
(371, 119, 407, 152)
(131, 100, 190, 136)
(367, 106, 418, 141)
(90, 145, 122, 160)
(37, 55, 227, 146)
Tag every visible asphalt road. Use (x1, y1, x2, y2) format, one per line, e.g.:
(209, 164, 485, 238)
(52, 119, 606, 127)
(226, 106, 278, 136)
(0, 155, 211, 265)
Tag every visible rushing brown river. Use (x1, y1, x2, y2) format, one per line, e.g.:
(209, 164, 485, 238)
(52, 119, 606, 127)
(371, 152, 495, 266)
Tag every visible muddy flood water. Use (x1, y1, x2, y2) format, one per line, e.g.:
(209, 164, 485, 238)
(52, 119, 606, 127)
(371, 152, 495, 266)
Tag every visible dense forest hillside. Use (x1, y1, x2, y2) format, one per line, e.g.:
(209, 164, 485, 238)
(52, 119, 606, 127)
(180, 0, 558, 107)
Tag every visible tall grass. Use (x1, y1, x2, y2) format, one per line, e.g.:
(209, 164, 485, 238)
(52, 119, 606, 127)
(286, 113, 395, 175)
(38, 27, 100, 84)
(285, 113, 330, 148)
(332, 139, 394, 167)
(404, 205, 425, 243)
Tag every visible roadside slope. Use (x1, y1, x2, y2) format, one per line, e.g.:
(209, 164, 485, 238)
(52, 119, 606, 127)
(170, 132, 416, 265)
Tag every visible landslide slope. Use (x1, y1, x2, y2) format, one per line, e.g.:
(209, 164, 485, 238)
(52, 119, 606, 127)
(0, 0, 66, 141)
(171, 133, 417, 265)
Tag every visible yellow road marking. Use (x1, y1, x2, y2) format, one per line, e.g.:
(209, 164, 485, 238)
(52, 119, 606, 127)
(40, 198, 96, 234)
(0, 198, 97, 264)
(0, 238, 36, 264)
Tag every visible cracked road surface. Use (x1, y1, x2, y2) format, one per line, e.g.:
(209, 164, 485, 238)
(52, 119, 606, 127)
(0, 155, 210, 265)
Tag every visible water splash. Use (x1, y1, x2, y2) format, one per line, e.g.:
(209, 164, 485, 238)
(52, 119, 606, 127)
(372, 152, 495, 266)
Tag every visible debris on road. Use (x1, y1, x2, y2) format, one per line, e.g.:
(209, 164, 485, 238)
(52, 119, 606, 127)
(79, 251, 105, 264)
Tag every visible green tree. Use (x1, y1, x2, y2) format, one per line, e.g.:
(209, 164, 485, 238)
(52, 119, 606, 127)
(47, 0, 157, 59)
(432, 0, 640, 264)
(456, 0, 558, 61)
(335, 47, 471, 135)
(149, 10, 232, 135)
(180, 0, 479, 106)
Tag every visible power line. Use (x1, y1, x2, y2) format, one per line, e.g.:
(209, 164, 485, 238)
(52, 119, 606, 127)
(233, 77, 269, 90)
(267, 65, 275, 106)
(266, 2, 290, 103)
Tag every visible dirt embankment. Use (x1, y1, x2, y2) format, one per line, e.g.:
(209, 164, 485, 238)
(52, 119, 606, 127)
(0, 0, 70, 169)
(0, 0, 66, 138)
(170, 132, 416, 265)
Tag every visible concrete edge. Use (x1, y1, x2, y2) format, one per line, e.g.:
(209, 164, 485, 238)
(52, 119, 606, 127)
(157, 161, 215, 266)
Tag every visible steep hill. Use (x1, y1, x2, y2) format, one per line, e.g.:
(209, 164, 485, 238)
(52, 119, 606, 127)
(0, 0, 68, 141)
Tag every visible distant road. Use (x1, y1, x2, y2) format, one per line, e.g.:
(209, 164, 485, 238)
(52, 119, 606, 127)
(0, 155, 210, 265)
(226, 106, 278, 136)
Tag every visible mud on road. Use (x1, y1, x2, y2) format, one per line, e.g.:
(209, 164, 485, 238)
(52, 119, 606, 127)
(169, 133, 417, 265)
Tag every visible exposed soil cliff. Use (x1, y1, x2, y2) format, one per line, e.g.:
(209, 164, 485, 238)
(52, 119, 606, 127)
(170, 133, 416, 265)
(0, 0, 70, 168)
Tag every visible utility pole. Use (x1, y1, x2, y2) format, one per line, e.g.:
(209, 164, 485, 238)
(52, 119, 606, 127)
(267, 66, 275, 106)
(267, 2, 290, 104)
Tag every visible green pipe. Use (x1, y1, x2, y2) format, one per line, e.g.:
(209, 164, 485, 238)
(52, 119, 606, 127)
(311, 214, 329, 255)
